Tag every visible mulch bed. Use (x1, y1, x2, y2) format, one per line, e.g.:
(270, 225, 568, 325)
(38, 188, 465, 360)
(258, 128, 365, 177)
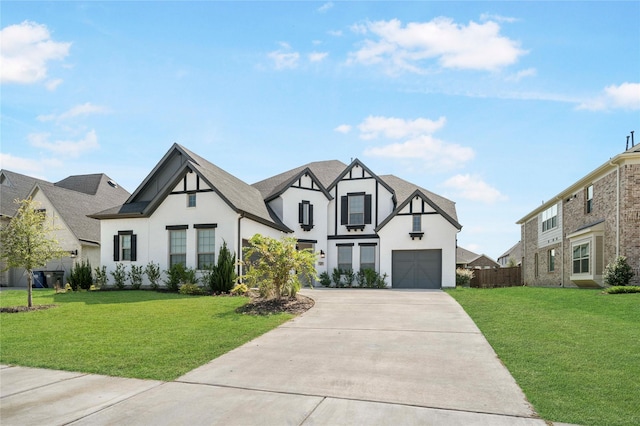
(236, 294, 315, 315)
(0, 304, 58, 313)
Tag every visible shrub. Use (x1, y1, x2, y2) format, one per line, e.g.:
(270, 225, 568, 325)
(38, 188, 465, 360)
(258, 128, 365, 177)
(145, 262, 161, 290)
(331, 268, 343, 288)
(375, 272, 388, 288)
(456, 268, 474, 287)
(604, 285, 640, 294)
(183, 266, 198, 285)
(318, 271, 331, 287)
(343, 269, 356, 287)
(179, 283, 206, 295)
(165, 263, 186, 292)
(211, 241, 237, 293)
(230, 283, 249, 296)
(604, 256, 635, 287)
(110, 263, 127, 289)
(68, 260, 93, 291)
(361, 268, 380, 288)
(128, 264, 144, 290)
(93, 265, 107, 289)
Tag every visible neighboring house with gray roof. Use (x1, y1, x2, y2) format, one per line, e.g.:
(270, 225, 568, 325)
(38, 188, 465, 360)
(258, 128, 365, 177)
(0, 170, 130, 287)
(456, 246, 500, 269)
(93, 144, 462, 288)
(517, 142, 640, 287)
(497, 241, 522, 267)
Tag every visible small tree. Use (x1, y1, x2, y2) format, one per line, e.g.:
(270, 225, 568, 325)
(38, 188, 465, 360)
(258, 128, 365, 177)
(68, 259, 93, 291)
(204, 241, 237, 293)
(604, 256, 635, 287)
(243, 234, 317, 299)
(0, 199, 67, 307)
(94, 265, 107, 289)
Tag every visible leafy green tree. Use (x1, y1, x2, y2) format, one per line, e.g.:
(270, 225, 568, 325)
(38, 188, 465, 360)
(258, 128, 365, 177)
(0, 198, 67, 307)
(604, 256, 635, 287)
(243, 234, 317, 299)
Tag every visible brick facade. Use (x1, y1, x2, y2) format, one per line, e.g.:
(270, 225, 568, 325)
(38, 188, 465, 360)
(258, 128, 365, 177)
(519, 152, 640, 287)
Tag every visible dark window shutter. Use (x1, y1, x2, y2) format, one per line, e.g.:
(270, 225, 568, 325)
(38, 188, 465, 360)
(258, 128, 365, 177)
(113, 235, 120, 261)
(341, 196, 348, 225)
(309, 204, 314, 226)
(298, 202, 303, 223)
(131, 234, 137, 261)
(364, 194, 372, 224)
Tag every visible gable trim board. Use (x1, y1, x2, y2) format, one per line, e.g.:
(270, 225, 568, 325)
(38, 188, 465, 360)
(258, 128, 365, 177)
(92, 144, 462, 289)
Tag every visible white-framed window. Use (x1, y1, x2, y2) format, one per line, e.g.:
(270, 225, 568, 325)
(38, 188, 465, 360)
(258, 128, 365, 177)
(572, 243, 590, 274)
(187, 193, 196, 208)
(197, 228, 215, 269)
(348, 194, 365, 225)
(337, 245, 353, 271)
(360, 245, 375, 271)
(412, 214, 422, 232)
(541, 204, 558, 232)
(169, 229, 187, 267)
(586, 185, 593, 214)
(548, 249, 556, 272)
(120, 234, 132, 261)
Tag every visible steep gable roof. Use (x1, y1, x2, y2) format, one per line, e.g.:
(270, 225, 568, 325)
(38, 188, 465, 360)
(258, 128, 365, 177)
(92, 144, 290, 232)
(376, 174, 461, 231)
(252, 160, 346, 201)
(327, 158, 396, 198)
(0, 169, 130, 244)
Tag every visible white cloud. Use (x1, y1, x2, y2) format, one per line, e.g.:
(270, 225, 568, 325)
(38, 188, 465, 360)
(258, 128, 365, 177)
(334, 124, 352, 134)
(328, 29, 343, 37)
(443, 174, 507, 204)
(317, 2, 333, 13)
(29, 130, 99, 158)
(480, 13, 519, 23)
(45, 78, 63, 91)
(268, 43, 300, 70)
(506, 67, 536, 82)
(37, 102, 109, 122)
(358, 116, 446, 140)
(0, 152, 62, 178)
(364, 135, 475, 171)
(0, 20, 71, 85)
(577, 82, 640, 111)
(348, 17, 526, 74)
(308, 51, 329, 62)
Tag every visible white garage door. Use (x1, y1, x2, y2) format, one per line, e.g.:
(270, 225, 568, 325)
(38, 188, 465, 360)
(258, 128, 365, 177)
(392, 250, 442, 289)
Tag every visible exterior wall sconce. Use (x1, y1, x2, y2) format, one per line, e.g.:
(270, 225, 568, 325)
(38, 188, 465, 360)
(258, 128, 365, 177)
(69, 250, 78, 258)
(320, 250, 325, 258)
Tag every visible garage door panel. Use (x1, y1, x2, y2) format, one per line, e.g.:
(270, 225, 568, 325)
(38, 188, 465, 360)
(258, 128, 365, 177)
(392, 250, 441, 289)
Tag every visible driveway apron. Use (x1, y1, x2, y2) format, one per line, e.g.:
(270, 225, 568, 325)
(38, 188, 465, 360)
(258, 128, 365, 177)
(1, 289, 543, 425)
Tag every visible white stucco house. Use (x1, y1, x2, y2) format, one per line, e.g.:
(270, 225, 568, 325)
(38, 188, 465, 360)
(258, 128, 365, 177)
(91, 144, 462, 288)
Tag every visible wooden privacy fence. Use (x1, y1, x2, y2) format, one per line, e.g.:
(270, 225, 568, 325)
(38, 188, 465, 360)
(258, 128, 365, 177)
(470, 266, 521, 288)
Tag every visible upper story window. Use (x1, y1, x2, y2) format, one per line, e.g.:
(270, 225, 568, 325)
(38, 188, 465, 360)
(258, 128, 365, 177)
(412, 214, 422, 232)
(541, 204, 558, 232)
(187, 193, 196, 208)
(585, 185, 593, 214)
(340, 193, 372, 230)
(298, 201, 314, 231)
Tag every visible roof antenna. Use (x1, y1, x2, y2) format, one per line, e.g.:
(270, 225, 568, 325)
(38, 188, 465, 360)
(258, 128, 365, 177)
(631, 130, 635, 148)
(627, 135, 630, 150)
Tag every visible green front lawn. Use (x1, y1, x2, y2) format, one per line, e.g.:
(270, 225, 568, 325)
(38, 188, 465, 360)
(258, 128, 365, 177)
(447, 286, 640, 426)
(0, 290, 292, 381)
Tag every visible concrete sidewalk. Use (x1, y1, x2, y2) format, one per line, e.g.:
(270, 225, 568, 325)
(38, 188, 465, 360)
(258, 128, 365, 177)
(1, 289, 548, 425)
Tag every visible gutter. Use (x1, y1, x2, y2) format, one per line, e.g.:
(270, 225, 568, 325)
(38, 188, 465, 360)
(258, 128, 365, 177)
(237, 213, 244, 278)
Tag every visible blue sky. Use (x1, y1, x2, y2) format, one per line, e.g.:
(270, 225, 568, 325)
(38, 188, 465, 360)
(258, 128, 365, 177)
(2, 1, 639, 259)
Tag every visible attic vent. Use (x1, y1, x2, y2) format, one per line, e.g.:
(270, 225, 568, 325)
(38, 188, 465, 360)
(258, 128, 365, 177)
(107, 180, 118, 188)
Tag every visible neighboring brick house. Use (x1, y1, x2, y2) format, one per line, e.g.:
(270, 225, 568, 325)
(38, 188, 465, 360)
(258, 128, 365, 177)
(516, 143, 640, 287)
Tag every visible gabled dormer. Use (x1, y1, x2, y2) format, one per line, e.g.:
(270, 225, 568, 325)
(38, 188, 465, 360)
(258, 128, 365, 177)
(328, 159, 396, 236)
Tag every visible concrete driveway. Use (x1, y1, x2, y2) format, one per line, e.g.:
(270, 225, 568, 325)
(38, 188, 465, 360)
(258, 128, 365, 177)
(1, 289, 546, 425)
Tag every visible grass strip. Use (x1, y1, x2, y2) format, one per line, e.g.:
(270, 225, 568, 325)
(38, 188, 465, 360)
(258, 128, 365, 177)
(447, 286, 640, 426)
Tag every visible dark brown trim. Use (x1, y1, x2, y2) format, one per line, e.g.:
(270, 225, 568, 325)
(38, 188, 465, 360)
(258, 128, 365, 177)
(166, 225, 188, 230)
(194, 223, 217, 229)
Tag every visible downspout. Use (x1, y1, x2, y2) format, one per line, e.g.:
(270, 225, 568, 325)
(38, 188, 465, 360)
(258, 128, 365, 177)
(237, 213, 244, 278)
(608, 159, 620, 257)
